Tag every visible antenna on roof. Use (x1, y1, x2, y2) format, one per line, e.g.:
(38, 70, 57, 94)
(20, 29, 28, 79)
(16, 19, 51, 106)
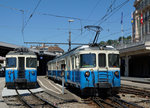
(84, 25, 103, 45)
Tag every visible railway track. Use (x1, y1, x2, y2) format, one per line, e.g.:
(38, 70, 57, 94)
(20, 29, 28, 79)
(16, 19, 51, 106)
(92, 96, 143, 108)
(120, 86, 150, 97)
(15, 88, 58, 108)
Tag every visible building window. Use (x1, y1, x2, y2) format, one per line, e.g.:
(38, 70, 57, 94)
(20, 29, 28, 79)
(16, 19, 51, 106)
(145, 22, 148, 35)
(149, 0, 150, 4)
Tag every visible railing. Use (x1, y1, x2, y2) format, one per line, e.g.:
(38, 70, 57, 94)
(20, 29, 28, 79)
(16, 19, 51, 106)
(116, 34, 150, 50)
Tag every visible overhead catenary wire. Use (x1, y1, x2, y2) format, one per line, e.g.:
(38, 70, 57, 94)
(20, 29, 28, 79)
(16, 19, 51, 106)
(22, 0, 42, 32)
(0, 4, 23, 12)
(99, 28, 131, 40)
(0, 4, 94, 22)
(100, 0, 116, 21)
(0, 4, 25, 43)
(0, 1, 132, 47)
(95, 0, 130, 25)
(21, 0, 42, 43)
(86, 0, 102, 20)
(0, 3, 88, 40)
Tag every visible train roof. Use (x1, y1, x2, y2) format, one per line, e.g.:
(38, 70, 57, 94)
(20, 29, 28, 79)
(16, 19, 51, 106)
(7, 51, 36, 56)
(62, 44, 118, 56)
(48, 44, 118, 63)
(6, 47, 36, 56)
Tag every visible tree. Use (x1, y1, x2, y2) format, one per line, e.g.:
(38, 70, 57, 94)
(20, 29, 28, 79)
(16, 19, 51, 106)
(99, 41, 106, 45)
(127, 36, 131, 40)
(107, 40, 113, 45)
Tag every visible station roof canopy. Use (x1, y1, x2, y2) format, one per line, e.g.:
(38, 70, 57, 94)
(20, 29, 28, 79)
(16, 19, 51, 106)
(0, 41, 20, 56)
(0, 41, 57, 57)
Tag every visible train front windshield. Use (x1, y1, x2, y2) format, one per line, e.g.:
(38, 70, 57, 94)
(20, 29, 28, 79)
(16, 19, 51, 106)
(26, 58, 37, 68)
(6, 58, 16, 68)
(80, 54, 96, 68)
(108, 54, 119, 68)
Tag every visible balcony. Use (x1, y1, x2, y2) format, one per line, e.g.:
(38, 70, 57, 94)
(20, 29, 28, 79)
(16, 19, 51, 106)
(116, 34, 150, 50)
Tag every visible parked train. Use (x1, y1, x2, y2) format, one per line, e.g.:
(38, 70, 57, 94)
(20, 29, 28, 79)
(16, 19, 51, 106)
(5, 48, 38, 89)
(47, 45, 120, 96)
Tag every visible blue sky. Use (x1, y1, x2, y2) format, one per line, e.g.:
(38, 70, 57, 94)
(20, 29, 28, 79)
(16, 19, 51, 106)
(0, 0, 135, 51)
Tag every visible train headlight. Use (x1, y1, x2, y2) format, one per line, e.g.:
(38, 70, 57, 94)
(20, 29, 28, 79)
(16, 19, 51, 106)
(8, 71, 11, 74)
(114, 71, 119, 77)
(31, 71, 35, 75)
(85, 71, 90, 77)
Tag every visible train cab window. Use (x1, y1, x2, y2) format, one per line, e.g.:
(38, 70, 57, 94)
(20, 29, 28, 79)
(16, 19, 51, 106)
(98, 54, 106, 67)
(108, 54, 119, 68)
(80, 54, 96, 68)
(26, 58, 37, 68)
(6, 58, 16, 68)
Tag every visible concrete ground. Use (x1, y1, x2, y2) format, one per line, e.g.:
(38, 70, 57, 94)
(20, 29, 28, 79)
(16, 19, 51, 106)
(0, 77, 8, 108)
(121, 76, 150, 90)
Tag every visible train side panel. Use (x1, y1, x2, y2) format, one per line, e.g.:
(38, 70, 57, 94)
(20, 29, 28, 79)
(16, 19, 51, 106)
(25, 69, 37, 82)
(5, 69, 18, 83)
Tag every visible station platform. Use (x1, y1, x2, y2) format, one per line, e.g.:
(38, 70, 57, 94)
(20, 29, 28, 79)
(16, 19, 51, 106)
(121, 77, 150, 84)
(121, 77, 150, 90)
(37, 76, 80, 102)
(0, 78, 9, 108)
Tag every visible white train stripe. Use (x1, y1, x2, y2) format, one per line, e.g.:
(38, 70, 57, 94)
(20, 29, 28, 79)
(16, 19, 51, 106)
(37, 79, 61, 94)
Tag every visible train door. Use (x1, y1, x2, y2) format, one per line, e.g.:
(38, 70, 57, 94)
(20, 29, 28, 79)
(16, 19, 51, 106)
(18, 57, 25, 78)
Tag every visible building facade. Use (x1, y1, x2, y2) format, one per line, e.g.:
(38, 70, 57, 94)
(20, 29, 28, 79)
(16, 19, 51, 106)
(133, 0, 150, 42)
(118, 0, 150, 78)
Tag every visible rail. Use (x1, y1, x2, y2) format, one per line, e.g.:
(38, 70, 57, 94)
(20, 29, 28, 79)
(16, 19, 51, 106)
(92, 96, 143, 108)
(15, 88, 33, 108)
(28, 89, 58, 108)
(15, 88, 59, 108)
(120, 86, 150, 97)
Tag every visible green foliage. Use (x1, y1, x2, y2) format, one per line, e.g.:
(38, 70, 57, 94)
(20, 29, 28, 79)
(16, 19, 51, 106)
(99, 41, 106, 45)
(99, 35, 131, 46)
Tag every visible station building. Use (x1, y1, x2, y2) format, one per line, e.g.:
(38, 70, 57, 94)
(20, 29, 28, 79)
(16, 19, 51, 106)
(119, 0, 150, 77)
(30, 44, 64, 75)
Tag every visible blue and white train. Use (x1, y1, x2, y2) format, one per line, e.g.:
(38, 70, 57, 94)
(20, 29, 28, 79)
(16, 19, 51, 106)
(5, 48, 38, 89)
(47, 45, 120, 96)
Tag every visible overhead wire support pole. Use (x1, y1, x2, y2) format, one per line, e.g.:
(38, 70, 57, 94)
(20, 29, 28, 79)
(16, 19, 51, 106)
(68, 20, 74, 51)
(21, 10, 25, 43)
(121, 12, 124, 45)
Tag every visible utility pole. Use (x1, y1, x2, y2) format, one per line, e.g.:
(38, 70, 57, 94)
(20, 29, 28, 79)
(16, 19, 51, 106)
(121, 12, 124, 45)
(68, 19, 74, 51)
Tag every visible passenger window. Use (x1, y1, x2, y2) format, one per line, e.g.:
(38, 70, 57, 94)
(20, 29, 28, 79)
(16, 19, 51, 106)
(72, 57, 74, 70)
(65, 57, 70, 70)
